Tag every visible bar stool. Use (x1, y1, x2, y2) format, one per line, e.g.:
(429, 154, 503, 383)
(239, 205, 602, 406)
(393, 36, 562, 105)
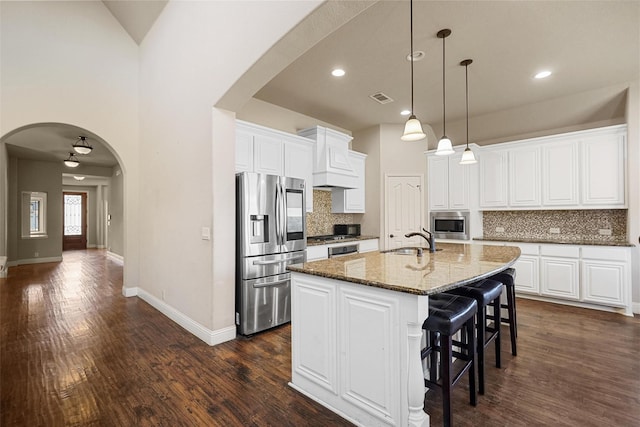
(488, 268, 518, 356)
(422, 293, 477, 427)
(445, 279, 502, 395)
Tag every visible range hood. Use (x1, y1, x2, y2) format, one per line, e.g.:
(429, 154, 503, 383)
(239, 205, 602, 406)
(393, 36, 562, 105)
(297, 126, 358, 189)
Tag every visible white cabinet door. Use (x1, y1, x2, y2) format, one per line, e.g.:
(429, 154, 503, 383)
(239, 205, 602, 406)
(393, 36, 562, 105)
(580, 131, 626, 206)
(513, 255, 540, 295)
(479, 150, 508, 208)
(509, 146, 541, 207)
(428, 156, 449, 210)
(448, 152, 470, 210)
(306, 245, 329, 261)
(284, 137, 314, 212)
(332, 151, 366, 213)
(581, 260, 627, 307)
(542, 140, 579, 206)
(358, 239, 379, 253)
(253, 134, 283, 175)
(540, 257, 580, 300)
(235, 130, 254, 172)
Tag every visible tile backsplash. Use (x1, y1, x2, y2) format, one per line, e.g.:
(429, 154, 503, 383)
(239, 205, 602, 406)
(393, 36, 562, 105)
(306, 190, 358, 236)
(483, 209, 627, 243)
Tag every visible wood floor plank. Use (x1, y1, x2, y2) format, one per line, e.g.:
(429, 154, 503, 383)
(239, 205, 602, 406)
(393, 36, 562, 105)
(2, 250, 639, 426)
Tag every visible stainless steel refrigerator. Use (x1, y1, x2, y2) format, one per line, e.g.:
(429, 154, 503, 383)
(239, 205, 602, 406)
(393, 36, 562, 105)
(235, 172, 306, 335)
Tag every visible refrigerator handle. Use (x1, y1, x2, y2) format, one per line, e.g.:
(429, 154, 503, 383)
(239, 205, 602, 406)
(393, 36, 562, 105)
(275, 182, 282, 245)
(279, 182, 287, 245)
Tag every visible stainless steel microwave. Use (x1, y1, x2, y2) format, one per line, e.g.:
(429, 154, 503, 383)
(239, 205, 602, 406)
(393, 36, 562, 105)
(430, 211, 470, 240)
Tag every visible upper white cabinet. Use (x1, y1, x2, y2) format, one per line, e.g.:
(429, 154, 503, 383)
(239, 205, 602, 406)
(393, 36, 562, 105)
(580, 129, 626, 207)
(509, 146, 541, 207)
(542, 141, 579, 206)
(428, 148, 475, 211)
(478, 125, 626, 210)
(479, 149, 508, 208)
(332, 150, 366, 213)
(235, 120, 314, 212)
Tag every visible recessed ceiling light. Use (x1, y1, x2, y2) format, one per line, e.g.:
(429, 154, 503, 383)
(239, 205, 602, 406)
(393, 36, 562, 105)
(534, 70, 552, 79)
(400, 110, 411, 116)
(406, 51, 425, 62)
(73, 176, 85, 181)
(331, 68, 345, 77)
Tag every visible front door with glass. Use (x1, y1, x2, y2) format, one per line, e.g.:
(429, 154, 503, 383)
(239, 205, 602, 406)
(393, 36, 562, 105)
(63, 192, 87, 250)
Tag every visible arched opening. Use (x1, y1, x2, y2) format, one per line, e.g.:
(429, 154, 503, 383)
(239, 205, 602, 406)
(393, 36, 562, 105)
(1, 122, 125, 269)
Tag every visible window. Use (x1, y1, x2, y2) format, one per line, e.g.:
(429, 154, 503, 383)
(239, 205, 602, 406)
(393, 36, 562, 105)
(22, 191, 47, 238)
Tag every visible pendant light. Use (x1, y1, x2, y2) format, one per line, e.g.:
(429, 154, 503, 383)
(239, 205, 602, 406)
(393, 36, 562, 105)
(435, 29, 454, 155)
(73, 136, 93, 155)
(401, 0, 426, 142)
(64, 152, 80, 168)
(459, 59, 477, 165)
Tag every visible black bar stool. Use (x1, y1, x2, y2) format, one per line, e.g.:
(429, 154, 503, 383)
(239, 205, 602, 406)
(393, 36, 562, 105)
(422, 293, 477, 427)
(488, 268, 518, 356)
(445, 279, 502, 395)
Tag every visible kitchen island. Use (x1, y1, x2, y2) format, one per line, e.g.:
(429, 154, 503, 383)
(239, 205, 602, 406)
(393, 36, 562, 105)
(288, 242, 520, 427)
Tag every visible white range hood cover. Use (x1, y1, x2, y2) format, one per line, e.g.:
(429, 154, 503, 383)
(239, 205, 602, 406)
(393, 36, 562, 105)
(297, 126, 357, 189)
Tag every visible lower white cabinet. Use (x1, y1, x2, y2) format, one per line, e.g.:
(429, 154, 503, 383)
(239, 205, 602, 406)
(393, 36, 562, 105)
(581, 246, 630, 308)
(540, 255, 580, 301)
(480, 241, 632, 315)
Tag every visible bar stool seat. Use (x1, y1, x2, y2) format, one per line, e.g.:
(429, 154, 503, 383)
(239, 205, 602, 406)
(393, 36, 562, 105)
(445, 279, 503, 395)
(422, 293, 477, 427)
(488, 268, 518, 356)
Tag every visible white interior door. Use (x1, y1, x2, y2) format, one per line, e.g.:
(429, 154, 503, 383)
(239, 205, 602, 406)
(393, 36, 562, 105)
(385, 175, 424, 250)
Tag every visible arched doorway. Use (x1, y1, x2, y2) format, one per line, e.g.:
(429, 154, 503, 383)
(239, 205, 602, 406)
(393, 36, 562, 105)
(0, 122, 125, 268)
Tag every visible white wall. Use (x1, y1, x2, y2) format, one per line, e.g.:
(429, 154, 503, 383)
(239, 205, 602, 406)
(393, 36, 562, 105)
(138, 0, 322, 337)
(0, 0, 140, 287)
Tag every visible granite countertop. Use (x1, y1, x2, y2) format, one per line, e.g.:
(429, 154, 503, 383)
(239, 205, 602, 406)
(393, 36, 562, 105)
(289, 242, 520, 296)
(474, 237, 634, 247)
(306, 235, 379, 247)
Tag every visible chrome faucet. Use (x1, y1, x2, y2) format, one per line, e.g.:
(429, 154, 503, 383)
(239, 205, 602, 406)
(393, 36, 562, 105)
(405, 228, 437, 252)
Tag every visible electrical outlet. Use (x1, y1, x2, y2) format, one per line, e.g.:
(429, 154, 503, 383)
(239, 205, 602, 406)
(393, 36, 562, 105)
(599, 229, 612, 236)
(496, 227, 505, 233)
(162, 290, 166, 301)
(34, 252, 39, 257)
(549, 227, 560, 234)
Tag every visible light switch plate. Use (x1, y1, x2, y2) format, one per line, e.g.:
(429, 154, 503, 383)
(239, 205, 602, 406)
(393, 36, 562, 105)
(599, 229, 612, 236)
(496, 227, 505, 233)
(549, 227, 560, 234)
(201, 227, 211, 240)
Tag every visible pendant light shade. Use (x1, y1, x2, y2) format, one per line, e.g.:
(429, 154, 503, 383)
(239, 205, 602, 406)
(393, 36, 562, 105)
(459, 59, 477, 165)
(64, 152, 80, 168)
(401, 0, 426, 142)
(435, 29, 454, 156)
(72, 136, 93, 155)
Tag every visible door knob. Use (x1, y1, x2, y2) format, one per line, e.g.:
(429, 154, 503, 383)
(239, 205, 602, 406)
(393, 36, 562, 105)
(390, 234, 395, 238)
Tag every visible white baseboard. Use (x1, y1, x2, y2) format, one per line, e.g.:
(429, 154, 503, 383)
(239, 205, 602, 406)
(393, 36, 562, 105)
(88, 244, 97, 249)
(633, 302, 640, 315)
(107, 251, 124, 264)
(8, 256, 63, 267)
(136, 288, 236, 346)
(122, 286, 138, 297)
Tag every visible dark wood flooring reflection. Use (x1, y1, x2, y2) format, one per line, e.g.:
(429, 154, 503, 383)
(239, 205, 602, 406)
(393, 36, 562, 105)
(1, 250, 639, 426)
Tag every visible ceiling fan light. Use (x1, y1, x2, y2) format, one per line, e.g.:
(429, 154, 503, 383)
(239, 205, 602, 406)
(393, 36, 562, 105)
(401, 115, 426, 141)
(435, 136, 454, 155)
(460, 147, 477, 164)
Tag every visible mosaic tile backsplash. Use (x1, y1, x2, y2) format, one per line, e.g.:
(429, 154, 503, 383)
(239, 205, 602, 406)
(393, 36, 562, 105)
(483, 210, 628, 243)
(306, 190, 358, 236)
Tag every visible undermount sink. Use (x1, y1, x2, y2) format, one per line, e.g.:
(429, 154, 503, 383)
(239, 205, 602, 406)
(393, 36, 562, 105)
(383, 247, 436, 255)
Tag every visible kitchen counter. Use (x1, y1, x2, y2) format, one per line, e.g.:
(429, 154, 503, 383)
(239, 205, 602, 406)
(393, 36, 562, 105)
(306, 235, 379, 246)
(474, 237, 634, 247)
(289, 242, 520, 427)
(289, 242, 520, 295)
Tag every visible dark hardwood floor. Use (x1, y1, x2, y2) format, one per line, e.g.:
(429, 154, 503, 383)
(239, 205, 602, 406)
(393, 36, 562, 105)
(1, 250, 639, 426)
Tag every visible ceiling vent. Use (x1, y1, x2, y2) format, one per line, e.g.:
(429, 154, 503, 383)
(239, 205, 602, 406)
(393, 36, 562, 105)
(369, 92, 394, 104)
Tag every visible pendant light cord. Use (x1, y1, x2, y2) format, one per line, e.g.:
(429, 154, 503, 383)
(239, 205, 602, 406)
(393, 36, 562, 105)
(442, 33, 446, 136)
(465, 62, 469, 147)
(410, 0, 415, 114)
